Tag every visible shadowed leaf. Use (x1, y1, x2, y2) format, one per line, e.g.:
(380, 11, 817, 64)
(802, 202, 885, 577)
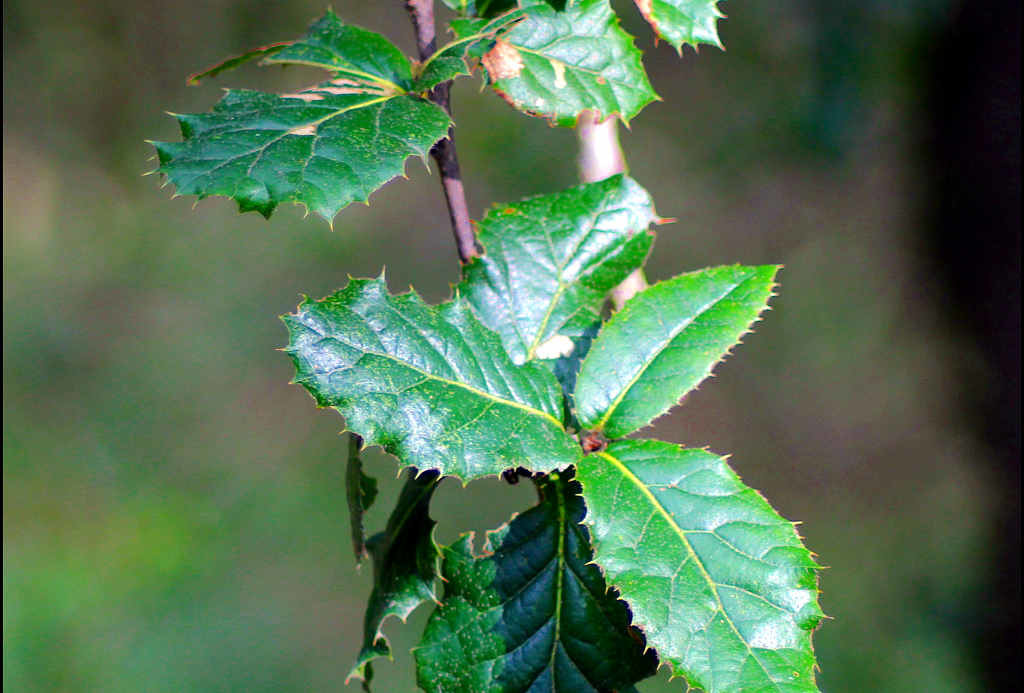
(348, 469, 441, 686)
(414, 473, 657, 691)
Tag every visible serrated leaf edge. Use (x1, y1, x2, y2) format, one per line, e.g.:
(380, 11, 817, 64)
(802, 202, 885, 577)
(577, 443, 824, 690)
(281, 275, 578, 484)
(580, 265, 781, 438)
(346, 471, 444, 686)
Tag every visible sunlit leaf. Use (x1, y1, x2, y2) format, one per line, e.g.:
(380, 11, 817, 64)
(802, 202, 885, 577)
(574, 265, 779, 438)
(151, 11, 450, 223)
(458, 175, 655, 364)
(577, 439, 823, 692)
(283, 277, 581, 481)
(464, 0, 658, 125)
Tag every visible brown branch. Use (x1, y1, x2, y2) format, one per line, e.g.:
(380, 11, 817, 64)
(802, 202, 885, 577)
(405, 0, 479, 264)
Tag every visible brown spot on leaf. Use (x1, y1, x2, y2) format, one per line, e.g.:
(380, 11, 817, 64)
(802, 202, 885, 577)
(283, 92, 325, 102)
(482, 40, 524, 81)
(287, 124, 317, 136)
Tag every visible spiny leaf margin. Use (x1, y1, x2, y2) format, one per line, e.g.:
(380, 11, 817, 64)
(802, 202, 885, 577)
(465, 0, 659, 126)
(574, 264, 780, 438)
(633, 0, 725, 53)
(282, 275, 581, 482)
(347, 469, 442, 686)
(150, 11, 451, 224)
(457, 174, 656, 365)
(577, 439, 823, 692)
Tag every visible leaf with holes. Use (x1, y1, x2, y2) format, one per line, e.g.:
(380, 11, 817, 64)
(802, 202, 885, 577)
(283, 276, 581, 481)
(463, 0, 658, 126)
(574, 264, 779, 438)
(632, 0, 725, 53)
(150, 11, 451, 223)
(348, 469, 442, 686)
(458, 175, 655, 365)
(577, 439, 823, 692)
(414, 473, 657, 692)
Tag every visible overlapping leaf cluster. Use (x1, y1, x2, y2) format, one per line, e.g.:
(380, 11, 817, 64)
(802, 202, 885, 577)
(283, 174, 823, 692)
(150, 0, 724, 221)
(150, 3, 822, 692)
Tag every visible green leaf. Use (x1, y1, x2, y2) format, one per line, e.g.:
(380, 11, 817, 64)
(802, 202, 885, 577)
(468, 0, 658, 126)
(190, 11, 414, 89)
(151, 11, 451, 223)
(632, 0, 725, 53)
(346, 433, 378, 564)
(414, 472, 658, 691)
(348, 469, 442, 686)
(414, 12, 527, 91)
(458, 175, 655, 365)
(545, 320, 601, 428)
(283, 276, 581, 481)
(574, 264, 779, 438)
(577, 440, 823, 692)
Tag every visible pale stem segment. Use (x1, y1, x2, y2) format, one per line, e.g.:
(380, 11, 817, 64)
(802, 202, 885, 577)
(405, 0, 479, 264)
(576, 110, 648, 310)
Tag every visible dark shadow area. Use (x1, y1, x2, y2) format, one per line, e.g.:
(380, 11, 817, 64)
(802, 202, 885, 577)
(926, 1, 1021, 686)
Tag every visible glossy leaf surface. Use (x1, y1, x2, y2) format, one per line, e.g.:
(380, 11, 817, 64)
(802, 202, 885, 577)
(468, 0, 658, 125)
(577, 440, 823, 692)
(348, 470, 441, 685)
(151, 12, 451, 223)
(633, 0, 724, 53)
(414, 474, 657, 691)
(574, 264, 779, 438)
(458, 175, 655, 364)
(283, 277, 580, 481)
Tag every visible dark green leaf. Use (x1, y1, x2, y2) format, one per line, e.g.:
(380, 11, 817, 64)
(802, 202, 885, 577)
(346, 433, 378, 564)
(574, 264, 779, 438)
(458, 175, 655, 364)
(348, 469, 442, 686)
(468, 0, 658, 126)
(632, 0, 724, 53)
(414, 472, 657, 691)
(545, 320, 601, 428)
(577, 440, 823, 692)
(283, 276, 581, 481)
(151, 12, 451, 222)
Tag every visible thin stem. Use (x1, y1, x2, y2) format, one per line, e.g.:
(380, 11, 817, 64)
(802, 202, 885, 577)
(405, 0, 479, 264)
(576, 110, 648, 309)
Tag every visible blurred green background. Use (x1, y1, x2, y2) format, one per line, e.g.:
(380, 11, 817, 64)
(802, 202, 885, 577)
(4, 1, 1019, 691)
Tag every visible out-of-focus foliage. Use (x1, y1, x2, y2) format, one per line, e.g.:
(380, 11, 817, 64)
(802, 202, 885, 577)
(3, 0, 998, 691)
